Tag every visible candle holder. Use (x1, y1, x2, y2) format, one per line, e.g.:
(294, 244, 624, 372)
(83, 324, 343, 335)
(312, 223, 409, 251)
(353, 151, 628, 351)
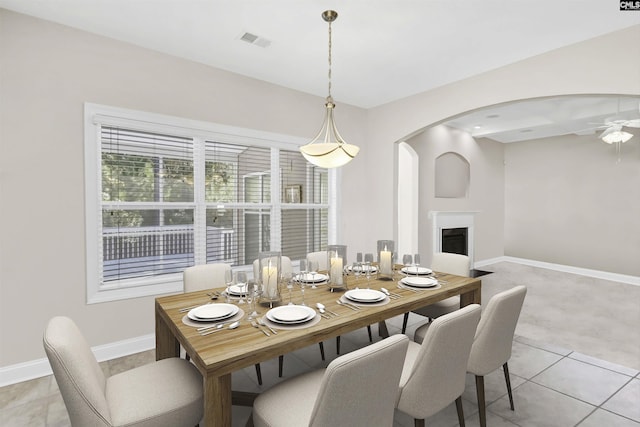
(258, 251, 281, 306)
(376, 240, 395, 280)
(327, 245, 348, 290)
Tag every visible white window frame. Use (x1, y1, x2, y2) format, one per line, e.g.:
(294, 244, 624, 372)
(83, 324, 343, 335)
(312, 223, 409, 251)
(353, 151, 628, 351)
(84, 103, 338, 304)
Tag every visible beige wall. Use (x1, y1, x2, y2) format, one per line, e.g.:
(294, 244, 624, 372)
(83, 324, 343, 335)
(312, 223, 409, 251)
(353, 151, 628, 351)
(358, 25, 640, 256)
(407, 126, 505, 265)
(1, 7, 639, 368)
(0, 9, 366, 366)
(504, 134, 640, 276)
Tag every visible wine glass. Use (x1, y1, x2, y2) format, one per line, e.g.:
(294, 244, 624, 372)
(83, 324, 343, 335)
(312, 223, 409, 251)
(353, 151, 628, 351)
(356, 252, 363, 263)
(224, 269, 233, 303)
(298, 259, 308, 306)
(246, 281, 257, 319)
(364, 261, 372, 289)
(353, 261, 362, 285)
(235, 271, 247, 304)
(403, 254, 413, 275)
(308, 260, 319, 289)
(284, 271, 294, 305)
(414, 253, 421, 270)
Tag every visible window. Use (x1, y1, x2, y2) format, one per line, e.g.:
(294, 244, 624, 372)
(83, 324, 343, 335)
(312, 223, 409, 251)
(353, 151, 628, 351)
(85, 104, 333, 303)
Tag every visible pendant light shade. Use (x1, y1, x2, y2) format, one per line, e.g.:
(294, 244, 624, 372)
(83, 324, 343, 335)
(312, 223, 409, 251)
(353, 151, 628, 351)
(300, 97, 360, 168)
(300, 10, 359, 168)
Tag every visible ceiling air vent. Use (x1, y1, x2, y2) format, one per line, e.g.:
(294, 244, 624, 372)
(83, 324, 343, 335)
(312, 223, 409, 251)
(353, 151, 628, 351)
(239, 32, 271, 48)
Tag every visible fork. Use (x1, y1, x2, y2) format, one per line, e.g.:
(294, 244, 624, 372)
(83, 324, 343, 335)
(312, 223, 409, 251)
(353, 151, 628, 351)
(251, 320, 270, 336)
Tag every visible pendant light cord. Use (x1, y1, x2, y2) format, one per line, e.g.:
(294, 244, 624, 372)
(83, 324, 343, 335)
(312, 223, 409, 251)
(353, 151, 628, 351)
(327, 20, 332, 100)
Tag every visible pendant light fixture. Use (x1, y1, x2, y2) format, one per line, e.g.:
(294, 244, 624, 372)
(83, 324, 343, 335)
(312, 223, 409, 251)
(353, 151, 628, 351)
(300, 10, 359, 168)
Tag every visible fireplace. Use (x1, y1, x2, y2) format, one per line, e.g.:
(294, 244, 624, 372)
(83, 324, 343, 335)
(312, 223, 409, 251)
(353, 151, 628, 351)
(441, 227, 468, 256)
(429, 211, 478, 267)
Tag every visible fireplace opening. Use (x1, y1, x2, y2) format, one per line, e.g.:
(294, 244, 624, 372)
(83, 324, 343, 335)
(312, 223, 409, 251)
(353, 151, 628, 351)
(441, 227, 468, 256)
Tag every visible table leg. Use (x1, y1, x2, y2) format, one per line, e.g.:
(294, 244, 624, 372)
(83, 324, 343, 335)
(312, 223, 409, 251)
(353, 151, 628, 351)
(155, 308, 179, 360)
(203, 373, 232, 427)
(459, 282, 481, 307)
(378, 321, 390, 338)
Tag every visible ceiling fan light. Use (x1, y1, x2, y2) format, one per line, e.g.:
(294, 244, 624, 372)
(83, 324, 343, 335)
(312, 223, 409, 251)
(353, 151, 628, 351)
(601, 129, 633, 144)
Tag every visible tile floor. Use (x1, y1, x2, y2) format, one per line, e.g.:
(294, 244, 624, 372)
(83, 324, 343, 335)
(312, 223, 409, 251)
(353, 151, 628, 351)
(2, 262, 639, 427)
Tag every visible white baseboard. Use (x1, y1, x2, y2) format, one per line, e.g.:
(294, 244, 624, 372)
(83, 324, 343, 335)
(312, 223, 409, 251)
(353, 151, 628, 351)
(0, 333, 155, 388)
(474, 256, 640, 286)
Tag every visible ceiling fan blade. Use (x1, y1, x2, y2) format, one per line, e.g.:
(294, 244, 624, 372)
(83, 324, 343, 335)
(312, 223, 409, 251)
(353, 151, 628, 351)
(623, 119, 640, 128)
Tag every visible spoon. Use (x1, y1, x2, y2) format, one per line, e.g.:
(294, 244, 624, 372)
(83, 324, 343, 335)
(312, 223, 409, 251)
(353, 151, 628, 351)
(380, 287, 400, 299)
(251, 320, 270, 336)
(336, 299, 359, 311)
(259, 318, 278, 335)
(317, 302, 339, 317)
(200, 321, 239, 335)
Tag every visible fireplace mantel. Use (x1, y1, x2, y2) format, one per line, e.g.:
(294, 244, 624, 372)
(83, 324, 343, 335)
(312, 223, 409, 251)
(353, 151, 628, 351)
(429, 211, 480, 268)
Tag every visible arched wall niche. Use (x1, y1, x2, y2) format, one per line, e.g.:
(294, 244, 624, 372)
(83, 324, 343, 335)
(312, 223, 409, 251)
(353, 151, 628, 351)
(434, 152, 469, 199)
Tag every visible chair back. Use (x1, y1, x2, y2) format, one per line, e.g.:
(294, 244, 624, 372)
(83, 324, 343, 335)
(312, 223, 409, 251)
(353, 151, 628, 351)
(306, 251, 328, 271)
(468, 285, 527, 376)
(309, 335, 409, 427)
(397, 304, 481, 419)
(431, 252, 470, 276)
(183, 263, 231, 292)
(43, 316, 112, 426)
(252, 256, 293, 280)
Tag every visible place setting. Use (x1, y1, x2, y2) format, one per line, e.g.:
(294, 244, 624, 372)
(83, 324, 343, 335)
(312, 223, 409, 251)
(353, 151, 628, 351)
(181, 302, 245, 329)
(261, 304, 322, 330)
(294, 272, 330, 287)
(400, 254, 433, 277)
(397, 275, 441, 292)
(338, 288, 390, 308)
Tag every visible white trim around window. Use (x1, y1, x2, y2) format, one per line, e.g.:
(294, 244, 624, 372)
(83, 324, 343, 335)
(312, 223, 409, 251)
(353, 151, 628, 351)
(84, 103, 338, 304)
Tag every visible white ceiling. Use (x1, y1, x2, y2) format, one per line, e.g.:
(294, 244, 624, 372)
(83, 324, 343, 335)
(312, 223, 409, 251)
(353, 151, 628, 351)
(443, 95, 640, 143)
(1, 1, 639, 142)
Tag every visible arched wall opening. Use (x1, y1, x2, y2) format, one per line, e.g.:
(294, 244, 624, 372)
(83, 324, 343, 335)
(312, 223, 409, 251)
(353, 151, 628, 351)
(393, 93, 640, 277)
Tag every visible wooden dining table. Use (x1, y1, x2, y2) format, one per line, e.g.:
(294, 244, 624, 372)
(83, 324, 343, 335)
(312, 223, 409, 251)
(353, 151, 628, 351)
(155, 269, 481, 427)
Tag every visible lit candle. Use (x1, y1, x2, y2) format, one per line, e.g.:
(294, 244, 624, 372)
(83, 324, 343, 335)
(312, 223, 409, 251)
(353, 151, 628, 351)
(262, 262, 278, 297)
(330, 255, 343, 285)
(380, 246, 392, 275)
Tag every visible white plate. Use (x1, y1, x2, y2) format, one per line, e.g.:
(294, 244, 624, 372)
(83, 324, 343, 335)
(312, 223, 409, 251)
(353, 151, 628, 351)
(401, 266, 433, 276)
(345, 289, 386, 303)
(401, 277, 438, 288)
(346, 265, 378, 274)
(188, 303, 239, 321)
(226, 284, 247, 295)
(267, 305, 316, 324)
(295, 273, 329, 283)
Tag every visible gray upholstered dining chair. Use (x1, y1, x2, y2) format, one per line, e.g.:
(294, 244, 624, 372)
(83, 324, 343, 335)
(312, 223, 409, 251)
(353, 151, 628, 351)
(252, 256, 326, 377)
(252, 334, 409, 427)
(306, 250, 328, 271)
(401, 252, 471, 334)
(396, 304, 481, 427)
(427, 285, 525, 427)
(183, 263, 266, 385)
(43, 316, 203, 427)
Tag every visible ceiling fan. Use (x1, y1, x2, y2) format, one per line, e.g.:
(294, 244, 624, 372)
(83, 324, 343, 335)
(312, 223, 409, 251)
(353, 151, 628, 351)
(589, 100, 640, 144)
